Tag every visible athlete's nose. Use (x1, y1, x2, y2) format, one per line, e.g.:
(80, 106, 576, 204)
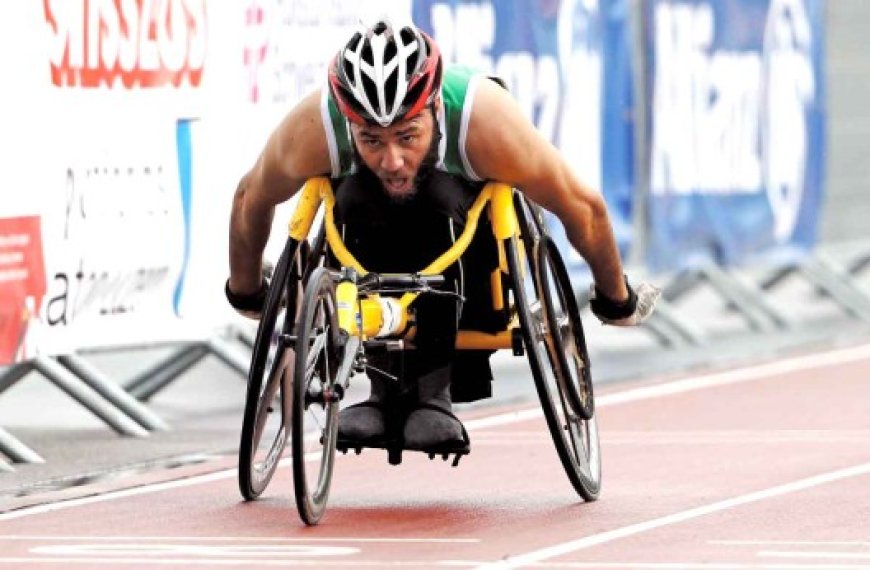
(380, 143, 404, 172)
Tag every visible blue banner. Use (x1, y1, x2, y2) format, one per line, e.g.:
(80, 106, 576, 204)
(644, 0, 826, 272)
(412, 0, 636, 280)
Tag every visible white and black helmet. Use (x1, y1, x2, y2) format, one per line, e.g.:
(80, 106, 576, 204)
(328, 18, 442, 126)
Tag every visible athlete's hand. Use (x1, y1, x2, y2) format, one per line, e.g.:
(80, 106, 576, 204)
(589, 277, 661, 326)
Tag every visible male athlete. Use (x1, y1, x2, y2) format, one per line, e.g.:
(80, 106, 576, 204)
(226, 18, 659, 454)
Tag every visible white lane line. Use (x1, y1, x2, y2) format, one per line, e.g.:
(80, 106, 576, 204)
(760, 552, 870, 560)
(0, 536, 479, 543)
(472, 462, 870, 570)
(0, 558, 458, 566)
(464, 561, 870, 570)
(711, 541, 870, 547)
(2, 558, 870, 568)
(466, 562, 870, 570)
(4, 341, 870, 522)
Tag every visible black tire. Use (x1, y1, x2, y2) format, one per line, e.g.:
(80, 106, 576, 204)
(238, 238, 301, 500)
(292, 267, 342, 525)
(505, 234, 602, 501)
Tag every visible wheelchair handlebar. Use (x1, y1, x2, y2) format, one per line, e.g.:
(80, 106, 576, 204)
(356, 273, 446, 292)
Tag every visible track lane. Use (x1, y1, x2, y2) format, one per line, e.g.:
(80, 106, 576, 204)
(1, 343, 869, 568)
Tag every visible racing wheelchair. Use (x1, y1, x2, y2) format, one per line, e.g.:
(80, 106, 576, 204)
(237, 177, 601, 525)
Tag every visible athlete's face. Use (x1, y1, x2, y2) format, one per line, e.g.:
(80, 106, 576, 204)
(350, 110, 437, 201)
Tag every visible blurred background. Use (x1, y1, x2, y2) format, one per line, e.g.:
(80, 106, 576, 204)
(1, 0, 869, 503)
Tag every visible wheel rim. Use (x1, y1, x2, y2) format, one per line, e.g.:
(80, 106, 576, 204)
(507, 236, 602, 500)
(293, 271, 340, 525)
(238, 241, 299, 500)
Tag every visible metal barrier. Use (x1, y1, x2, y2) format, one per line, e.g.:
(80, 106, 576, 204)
(0, 333, 251, 469)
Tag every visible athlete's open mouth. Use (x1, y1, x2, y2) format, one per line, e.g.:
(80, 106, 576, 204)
(383, 176, 411, 194)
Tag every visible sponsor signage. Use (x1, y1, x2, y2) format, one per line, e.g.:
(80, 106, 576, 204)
(43, 0, 208, 89)
(644, 0, 826, 271)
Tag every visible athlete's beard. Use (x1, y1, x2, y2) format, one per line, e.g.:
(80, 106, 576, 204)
(351, 108, 442, 204)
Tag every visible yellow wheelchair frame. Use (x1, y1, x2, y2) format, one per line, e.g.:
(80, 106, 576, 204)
(238, 176, 601, 525)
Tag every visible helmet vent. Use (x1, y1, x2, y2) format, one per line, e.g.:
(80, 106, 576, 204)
(399, 27, 415, 47)
(373, 21, 388, 35)
(404, 53, 417, 78)
(342, 57, 354, 81)
(361, 42, 374, 66)
(384, 40, 397, 64)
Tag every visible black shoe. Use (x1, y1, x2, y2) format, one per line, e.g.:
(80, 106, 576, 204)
(337, 400, 385, 445)
(402, 402, 469, 453)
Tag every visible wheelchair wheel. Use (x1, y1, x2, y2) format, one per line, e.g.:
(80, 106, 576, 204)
(238, 238, 302, 500)
(505, 234, 602, 501)
(291, 267, 342, 525)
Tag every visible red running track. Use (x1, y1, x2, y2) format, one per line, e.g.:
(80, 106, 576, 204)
(2, 342, 870, 568)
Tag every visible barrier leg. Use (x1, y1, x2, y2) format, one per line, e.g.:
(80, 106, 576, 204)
(126, 344, 209, 401)
(0, 426, 44, 464)
(800, 255, 870, 323)
(645, 301, 707, 347)
(705, 265, 795, 329)
(206, 336, 250, 378)
(234, 326, 256, 350)
(0, 363, 33, 397)
(758, 265, 796, 292)
(661, 270, 705, 303)
(57, 354, 170, 432)
(30, 357, 149, 438)
(847, 252, 870, 276)
(665, 266, 788, 333)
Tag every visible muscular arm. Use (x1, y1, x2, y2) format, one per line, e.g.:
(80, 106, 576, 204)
(464, 79, 629, 303)
(228, 90, 333, 294)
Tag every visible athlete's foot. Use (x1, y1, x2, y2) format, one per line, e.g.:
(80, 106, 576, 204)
(402, 402, 467, 451)
(337, 401, 386, 444)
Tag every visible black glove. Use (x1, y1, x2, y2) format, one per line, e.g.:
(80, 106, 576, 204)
(225, 278, 269, 319)
(589, 276, 637, 321)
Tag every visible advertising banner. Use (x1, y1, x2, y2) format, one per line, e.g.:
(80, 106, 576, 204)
(644, 0, 826, 272)
(0, 1, 420, 360)
(0, 1, 211, 358)
(412, 0, 636, 278)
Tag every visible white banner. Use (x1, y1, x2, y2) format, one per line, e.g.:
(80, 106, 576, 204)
(0, 1, 411, 363)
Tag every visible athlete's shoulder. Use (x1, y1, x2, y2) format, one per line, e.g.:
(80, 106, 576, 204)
(268, 90, 332, 181)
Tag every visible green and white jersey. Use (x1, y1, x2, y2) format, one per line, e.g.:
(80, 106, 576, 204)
(320, 64, 485, 181)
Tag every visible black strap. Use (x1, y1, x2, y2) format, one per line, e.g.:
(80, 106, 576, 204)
(589, 275, 637, 321)
(225, 278, 268, 313)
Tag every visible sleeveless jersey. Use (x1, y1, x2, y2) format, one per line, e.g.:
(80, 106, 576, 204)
(320, 64, 484, 181)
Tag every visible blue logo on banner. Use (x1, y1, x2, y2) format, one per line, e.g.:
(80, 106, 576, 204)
(174, 119, 194, 316)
